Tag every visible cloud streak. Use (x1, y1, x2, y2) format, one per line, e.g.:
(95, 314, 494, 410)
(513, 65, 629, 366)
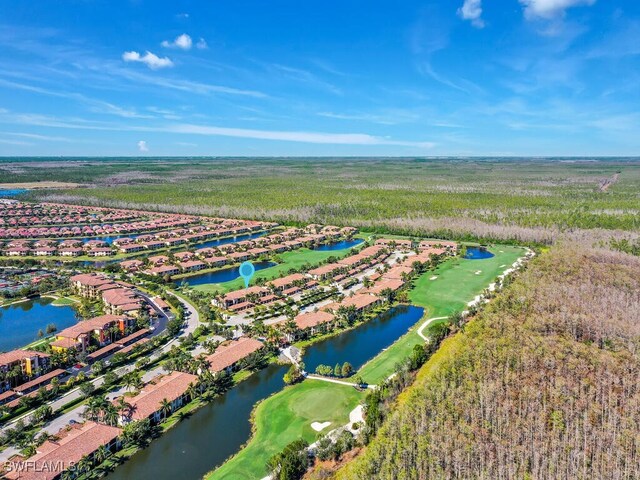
(519, 0, 596, 20)
(122, 51, 173, 69)
(167, 123, 435, 147)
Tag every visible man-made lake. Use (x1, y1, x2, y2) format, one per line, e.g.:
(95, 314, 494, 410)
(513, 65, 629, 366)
(108, 304, 424, 480)
(0, 189, 27, 198)
(464, 246, 495, 260)
(174, 261, 277, 286)
(196, 231, 268, 250)
(0, 297, 78, 351)
(312, 238, 364, 251)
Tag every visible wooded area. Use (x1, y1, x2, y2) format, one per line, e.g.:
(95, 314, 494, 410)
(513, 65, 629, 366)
(336, 245, 640, 479)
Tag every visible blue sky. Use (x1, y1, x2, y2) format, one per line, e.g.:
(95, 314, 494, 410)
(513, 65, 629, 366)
(0, 0, 638, 156)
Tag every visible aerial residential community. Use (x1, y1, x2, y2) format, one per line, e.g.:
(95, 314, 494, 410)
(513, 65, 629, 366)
(2, 1, 640, 480)
(0, 197, 530, 479)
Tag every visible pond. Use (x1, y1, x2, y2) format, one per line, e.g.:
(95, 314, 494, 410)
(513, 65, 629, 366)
(107, 304, 424, 480)
(195, 231, 268, 250)
(174, 261, 277, 286)
(0, 189, 27, 198)
(464, 246, 495, 260)
(312, 238, 364, 251)
(0, 297, 79, 351)
(302, 304, 424, 373)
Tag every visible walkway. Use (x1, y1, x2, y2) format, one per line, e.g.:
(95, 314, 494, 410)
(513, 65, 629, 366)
(416, 316, 448, 341)
(306, 374, 376, 390)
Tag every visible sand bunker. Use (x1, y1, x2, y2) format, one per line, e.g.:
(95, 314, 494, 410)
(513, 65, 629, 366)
(311, 421, 331, 432)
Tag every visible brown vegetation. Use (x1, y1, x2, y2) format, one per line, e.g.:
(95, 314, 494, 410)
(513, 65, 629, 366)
(336, 246, 640, 480)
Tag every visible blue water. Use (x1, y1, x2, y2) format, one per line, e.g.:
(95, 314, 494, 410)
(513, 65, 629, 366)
(0, 297, 79, 351)
(195, 231, 267, 250)
(79, 230, 267, 246)
(464, 246, 495, 260)
(175, 261, 277, 286)
(107, 303, 425, 480)
(312, 238, 364, 251)
(303, 304, 425, 373)
(0, 189, 27, 198)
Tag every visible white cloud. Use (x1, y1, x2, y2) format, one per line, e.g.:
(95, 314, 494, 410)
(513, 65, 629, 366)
(167, 123, 435, 148)
(137, 140, 149, 152)
(161, 34, 192, 50)
(122, 51, 173, 69)
(196, 38, 208, 50)
(458, 0, 485, 28)
(519, 0, 596, 20)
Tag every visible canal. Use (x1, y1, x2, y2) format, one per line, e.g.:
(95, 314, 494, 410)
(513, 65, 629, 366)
(0, 297, 79, 351)
(312, 238, 364, 251)
(107, 304, 424, 479)
(174, 261, 277, 287)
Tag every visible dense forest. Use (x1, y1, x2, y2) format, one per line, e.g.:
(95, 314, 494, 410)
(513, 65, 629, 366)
(335, 245, 640, 479)
(2, 157, 639, 244)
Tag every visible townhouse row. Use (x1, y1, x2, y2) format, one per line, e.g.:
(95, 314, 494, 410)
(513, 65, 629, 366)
(135, 224, 356, 277)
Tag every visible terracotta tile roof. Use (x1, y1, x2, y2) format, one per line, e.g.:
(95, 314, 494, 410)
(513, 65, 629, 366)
(269, 273, 306, 288)
(294, 311, 335, 330)
(70, 273, 112, 287)
(4, 421, 122, 480)
(382, 266, 413, 280)
(13, 369, 67, 393)
(363, 278, 405, 294)
(308, 263, 342, 277)
(204, 337, 263, 373)
(115, 328, 150, 346)
(341, 294, 381, 310)
(0, 349, 49, 366)
(57, 315, 125, 339)
(102, 288, 138, 306)
(224, 286, 267, 302)
(118, 371, 198, 421)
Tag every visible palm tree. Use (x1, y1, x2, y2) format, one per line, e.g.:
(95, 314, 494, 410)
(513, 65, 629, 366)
(159, 398, 173, 420)
(94, 444, 110, 464)
(116, 397, 132, 418)
(76, 454, 91, 474)
(83, 402, 101, 422)
(103, 404, 120, 426)
(123, 371, 142, 392)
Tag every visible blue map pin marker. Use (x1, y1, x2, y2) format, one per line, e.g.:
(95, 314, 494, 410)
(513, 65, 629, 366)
(239, 261, 255, 288)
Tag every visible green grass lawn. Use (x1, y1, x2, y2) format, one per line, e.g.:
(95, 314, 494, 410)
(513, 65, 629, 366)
(51, 296, 78, 306)
(357, 245, 525, 384)
(208, 380, 364, 480)
(192, 246, 358, 294)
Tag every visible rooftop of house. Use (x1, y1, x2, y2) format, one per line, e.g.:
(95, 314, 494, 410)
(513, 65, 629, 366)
(4, 421, 122, 480)
(56, 314, 126, 339)
(204, 337, 264, 373)
(0, 349, 50, 366)
(294, 310, 335, 330)
(117, 371, 198, 421)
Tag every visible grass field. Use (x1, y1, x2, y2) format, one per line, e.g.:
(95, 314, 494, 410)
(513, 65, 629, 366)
(9, 158, 637, 241)
(192, 245, 358, 294)
(51, 296, 78, 306)
(208, 380, 364, 480)
(357, 245, 524, 384)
